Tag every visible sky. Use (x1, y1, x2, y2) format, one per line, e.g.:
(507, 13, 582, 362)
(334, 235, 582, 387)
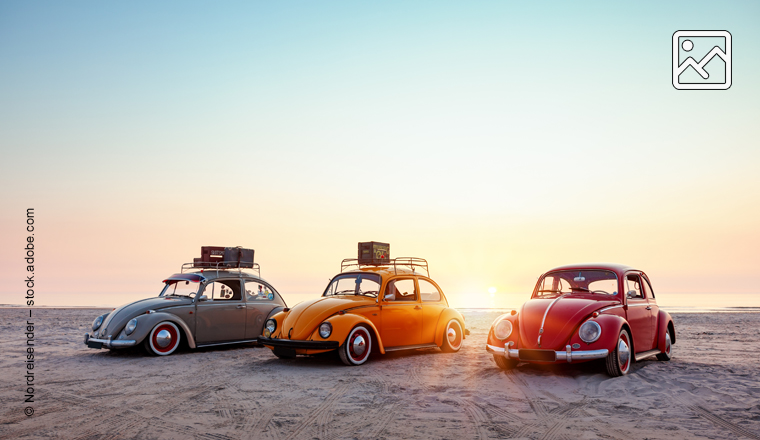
(1, 1, 759, 308)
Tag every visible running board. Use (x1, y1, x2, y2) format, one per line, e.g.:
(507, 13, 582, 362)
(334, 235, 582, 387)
(634, 349, 661, 362)
(384, 343, 439, 352)
(196, 339, 259, 348)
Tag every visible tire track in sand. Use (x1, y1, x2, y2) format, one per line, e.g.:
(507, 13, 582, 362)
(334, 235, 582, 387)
(637, 373, 760, 440)
(284, 383, 350, 440)
(504, 370, 551, 420)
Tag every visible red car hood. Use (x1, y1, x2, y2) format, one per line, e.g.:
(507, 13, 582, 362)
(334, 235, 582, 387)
(519, 296, 619, 350)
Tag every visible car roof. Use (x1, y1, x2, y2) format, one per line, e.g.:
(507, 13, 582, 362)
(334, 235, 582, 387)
(352, 266, 423, 278)
(167, 270, 273, 284)
(545, 263, 638, 276)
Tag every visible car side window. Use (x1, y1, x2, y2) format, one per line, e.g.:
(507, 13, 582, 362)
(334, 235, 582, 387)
(625, 274, 644, 300)
(418, 279, 441, 302)
(384, 279, 417, 302)
(203, 280, 242, 301)
(641, 277, 655, 299)
(245, 281, 275, 301)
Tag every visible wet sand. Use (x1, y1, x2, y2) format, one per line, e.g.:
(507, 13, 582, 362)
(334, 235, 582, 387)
(0, 308, 759, 439)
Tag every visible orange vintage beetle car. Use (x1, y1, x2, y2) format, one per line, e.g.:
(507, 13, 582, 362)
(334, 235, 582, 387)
(260, 244, 468, 365)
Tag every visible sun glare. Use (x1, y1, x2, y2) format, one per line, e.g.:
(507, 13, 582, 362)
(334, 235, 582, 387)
(488, 287, 497, 296)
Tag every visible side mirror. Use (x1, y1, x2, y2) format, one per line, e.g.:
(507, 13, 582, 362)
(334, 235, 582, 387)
(199, 295, 209, 301)
(626, 290, 636, 299)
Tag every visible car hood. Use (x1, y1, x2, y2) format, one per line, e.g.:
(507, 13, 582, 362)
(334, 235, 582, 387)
(280, 295, 374, 340)
(518, 296, 619, 350)
(97, 296, 193, 338)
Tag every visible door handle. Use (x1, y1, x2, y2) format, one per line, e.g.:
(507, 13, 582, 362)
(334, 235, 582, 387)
(414, 306, 422, 310)
(646, 306, 652, 310)
(236, 305, 246, 309)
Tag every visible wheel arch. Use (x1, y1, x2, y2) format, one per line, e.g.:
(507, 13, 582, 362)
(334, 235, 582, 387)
(323, 314, 385, 354)
(132, 312, 196, 349)
(434, 308, 466, 347)
(593, 314, 632, 355)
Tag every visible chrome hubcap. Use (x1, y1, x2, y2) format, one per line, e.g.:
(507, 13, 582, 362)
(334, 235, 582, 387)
(352, 335, 366, 356)
(618, 338, 630, 369)
(156, 329, 172, 348)
(665, 332, 671, 354)
(447, 327, 457, 342)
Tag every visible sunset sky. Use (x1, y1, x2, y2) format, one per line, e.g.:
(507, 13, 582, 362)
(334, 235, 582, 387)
(1, 1, 759, 308)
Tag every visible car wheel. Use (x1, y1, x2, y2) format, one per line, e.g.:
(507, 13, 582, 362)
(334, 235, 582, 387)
(145, 321, 181, 356)
(338, 325, 372, 366)
(493, 354, 518, 370)
(656, 330, 672, 361)
(605, 328, 632, 377)
(440, 319, 463, 353)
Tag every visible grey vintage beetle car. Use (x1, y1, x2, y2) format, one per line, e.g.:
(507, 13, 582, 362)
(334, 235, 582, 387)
(84, 246, 287, 356)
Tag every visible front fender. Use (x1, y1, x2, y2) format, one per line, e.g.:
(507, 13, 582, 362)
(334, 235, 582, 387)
(486, 313, 518, 348)
(433, 308, 466, 347)
(118, 312, 197, 349)
(576, 314, 628, 352)
(318, 314, 386, 354)
(657, 310, 675, 352)
(267, 310, 289, 338)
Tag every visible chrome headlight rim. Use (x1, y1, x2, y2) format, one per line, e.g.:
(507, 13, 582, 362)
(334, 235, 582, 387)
(579, 320, 602, 343)
(265, 319, 277, 334)
(92, 315, 104, 331)
(493, 318, 513, 341)
(318, 322, 332, 339)
(125, 318, 138, 335)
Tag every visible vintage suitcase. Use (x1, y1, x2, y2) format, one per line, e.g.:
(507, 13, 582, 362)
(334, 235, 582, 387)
(358, 241, 390, 265)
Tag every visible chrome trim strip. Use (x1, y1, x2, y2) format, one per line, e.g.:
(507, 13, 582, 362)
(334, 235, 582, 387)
(196, 339, 259, 348)
(599, 305, 623, 313)
(384, 343, 438, 352)
(87, 337, 136, 348)
(538, 294, 569, 346)
(634, 349, 661, 362)
(627, 303, 650, 308)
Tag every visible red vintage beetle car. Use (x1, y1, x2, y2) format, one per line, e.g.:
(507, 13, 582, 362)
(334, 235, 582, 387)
(486, 263, 675, 376)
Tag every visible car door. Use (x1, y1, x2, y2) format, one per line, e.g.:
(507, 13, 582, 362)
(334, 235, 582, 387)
(624, 272, 655, 352)
(381, 278, 422, 347)
(641, 273, 659, 347)
(195, 278, 247, 344)
(243, 279, 282, 340)
(418, 278, 446, 344)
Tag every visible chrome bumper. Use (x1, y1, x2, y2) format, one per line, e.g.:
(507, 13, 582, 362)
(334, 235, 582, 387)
(486, 343, 609, 362)
(84, 333, 136, 349)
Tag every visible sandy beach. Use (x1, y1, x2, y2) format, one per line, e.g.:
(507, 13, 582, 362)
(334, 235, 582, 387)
(1, 308, 759, 439)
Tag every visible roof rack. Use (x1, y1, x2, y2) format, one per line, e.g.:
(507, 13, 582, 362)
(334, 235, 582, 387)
(181, 261, 261, 279)
(340, 257, 429, 277)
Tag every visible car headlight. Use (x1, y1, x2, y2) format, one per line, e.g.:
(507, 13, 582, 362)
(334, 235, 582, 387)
(493, 318, 513, 340)
(92, 315, 104, 331)
(265, 319, 277, 334)
(125, 318, 138, 335)
(318, 322, 332, 339)
(579, 320, 601, 343)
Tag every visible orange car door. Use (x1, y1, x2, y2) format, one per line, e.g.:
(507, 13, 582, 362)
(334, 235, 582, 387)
(418, 278, 445, 344)
(381, 278, 422, 347)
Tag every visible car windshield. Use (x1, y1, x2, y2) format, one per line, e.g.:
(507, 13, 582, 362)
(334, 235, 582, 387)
(533, 270, 618, 298)
(323, 273, 381, 297)
(160, 280, 200, 298)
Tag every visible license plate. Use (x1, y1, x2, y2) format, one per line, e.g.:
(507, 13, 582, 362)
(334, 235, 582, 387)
(87, 340, 103, 349)
(519, 349, 556, 362)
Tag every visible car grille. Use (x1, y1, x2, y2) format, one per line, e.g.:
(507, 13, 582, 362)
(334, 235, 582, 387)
(519, 349, 557, 362)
